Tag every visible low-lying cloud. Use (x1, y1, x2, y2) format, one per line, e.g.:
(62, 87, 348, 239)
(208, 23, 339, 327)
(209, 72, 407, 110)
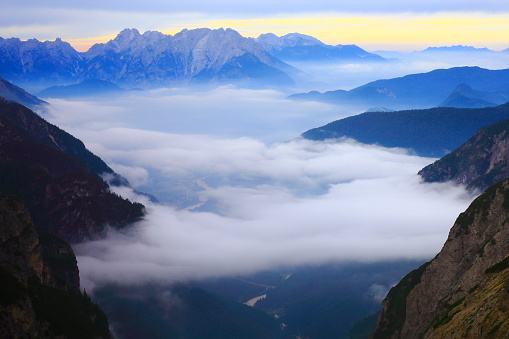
(43, 89, 474, 291)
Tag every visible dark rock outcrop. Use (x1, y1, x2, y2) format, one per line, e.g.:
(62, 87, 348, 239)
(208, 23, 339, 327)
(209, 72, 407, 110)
(0, 194, 111, 339)
(419, 118, 509, 192)
(0, 98, 144, 242)
(373, 178, 509, 338)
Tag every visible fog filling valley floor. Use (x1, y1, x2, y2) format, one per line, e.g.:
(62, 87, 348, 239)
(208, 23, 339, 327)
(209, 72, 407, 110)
(39, 89, 475, 289)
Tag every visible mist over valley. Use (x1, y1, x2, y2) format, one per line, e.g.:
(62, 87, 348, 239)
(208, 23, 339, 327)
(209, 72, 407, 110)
(2, 20, 509, 338)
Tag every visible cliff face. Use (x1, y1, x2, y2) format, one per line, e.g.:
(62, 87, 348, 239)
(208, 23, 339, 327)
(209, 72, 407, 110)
(0, 98, 144, 242)
(0, 195, 111, 339)
(373, 178, 509, 338)
(419, 118, 509, 192)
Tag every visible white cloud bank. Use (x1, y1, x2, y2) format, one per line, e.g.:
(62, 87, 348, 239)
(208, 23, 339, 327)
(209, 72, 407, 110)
(42, 89, 474, 290)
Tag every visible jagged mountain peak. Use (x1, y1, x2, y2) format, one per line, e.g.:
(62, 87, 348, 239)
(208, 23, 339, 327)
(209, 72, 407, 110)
(421, 45, 494, 53)
(256, 32, 324, 50)
(2, 28, 297, 88)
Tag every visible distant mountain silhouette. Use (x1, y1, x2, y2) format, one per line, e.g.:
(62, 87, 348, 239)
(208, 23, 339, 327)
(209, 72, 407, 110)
(256, 33, 385, 63)
(290, 67, 509, 110)
(301, 102, 509, 157)
(0, 76, 46, 108)
(438, 83, 508, 108)
(38, 79, 125, 98)
(420, 45, 495, 53)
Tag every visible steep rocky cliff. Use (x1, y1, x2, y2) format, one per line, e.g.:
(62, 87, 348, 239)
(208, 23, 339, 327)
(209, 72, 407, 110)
(0, 194, 111, 339)
(419, 117, 509, 192)
(0, 97, 144, 242)
(373, 177, 509, 338)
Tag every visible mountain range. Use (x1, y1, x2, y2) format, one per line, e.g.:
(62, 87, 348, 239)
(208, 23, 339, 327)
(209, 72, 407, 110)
(256, 32, 385, 63)
(301, 102, 509, 157)
(0, 28, 390, 91)
(290, 66, 509, 110)
(0, 28, 295, 89)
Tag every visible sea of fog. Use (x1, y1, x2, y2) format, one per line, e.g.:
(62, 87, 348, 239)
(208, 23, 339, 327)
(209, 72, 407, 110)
(41, 86, 474, 290)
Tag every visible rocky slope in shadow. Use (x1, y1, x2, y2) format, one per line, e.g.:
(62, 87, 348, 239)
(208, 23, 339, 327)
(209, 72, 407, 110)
(0, 194, 111, 338)
(419, 118, 509, 192)
(373, 178, 509, 338)
(0, 97, 144, 242)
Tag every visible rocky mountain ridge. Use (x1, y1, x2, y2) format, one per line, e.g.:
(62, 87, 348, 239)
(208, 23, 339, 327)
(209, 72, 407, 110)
(419, 118, 509, 192)
(373, 177, 509, 338)
(255, 32, 383, 63)
(0, 28, 297, 89)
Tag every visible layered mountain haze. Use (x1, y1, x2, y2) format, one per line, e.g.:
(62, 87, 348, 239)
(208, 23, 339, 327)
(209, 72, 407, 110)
(291, 66, 509, 109)
(439, 83, 506, 108)
(0, 76, 47, 109)
(302, 102, 509, 157)
(37, 79, 126, 99)
(5, 22, 509, 338)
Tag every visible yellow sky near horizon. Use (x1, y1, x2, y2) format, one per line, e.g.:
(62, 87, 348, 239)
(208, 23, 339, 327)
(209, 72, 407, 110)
(66, 14, 509, 52)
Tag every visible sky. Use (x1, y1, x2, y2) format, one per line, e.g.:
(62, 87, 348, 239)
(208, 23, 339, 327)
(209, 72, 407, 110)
(40, 89, 474, 290)
(2, 0, 509, 52)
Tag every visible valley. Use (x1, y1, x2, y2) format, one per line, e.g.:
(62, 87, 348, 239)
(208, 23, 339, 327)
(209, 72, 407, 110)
(1, 16, 509, 339)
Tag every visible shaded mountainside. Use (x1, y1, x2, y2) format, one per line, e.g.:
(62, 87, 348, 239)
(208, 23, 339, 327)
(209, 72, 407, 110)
(94, 284, 289, 339)
(0, 98, 143, 242)
(419, 118, 509, 192)
(302, 102, 509, 157)
(0, 194, 111, 339)
(373, 178, 509, 339)
(196, 261, 422, 339)
(37, 78, 125, 99)
(439, 83, 507, 109)
(0, 76, 46, 109)
(290, 67, 509, 110)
